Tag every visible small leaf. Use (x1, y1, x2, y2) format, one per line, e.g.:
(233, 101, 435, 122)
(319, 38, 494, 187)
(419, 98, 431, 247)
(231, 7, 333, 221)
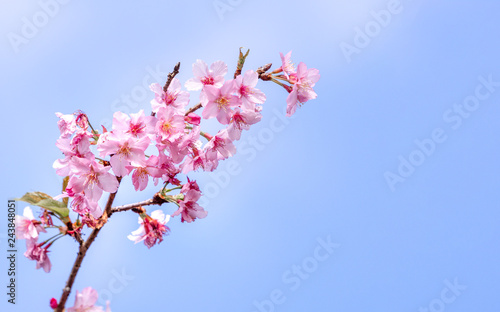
(16, 192, 70, 218)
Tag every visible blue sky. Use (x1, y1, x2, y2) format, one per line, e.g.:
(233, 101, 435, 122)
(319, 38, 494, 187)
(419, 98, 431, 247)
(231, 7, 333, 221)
(1, 0, 500, 311)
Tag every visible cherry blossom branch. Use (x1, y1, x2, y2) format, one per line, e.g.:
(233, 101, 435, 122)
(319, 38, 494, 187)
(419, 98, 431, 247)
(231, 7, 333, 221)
(184, 62, 273, 117)
(184, 102, 202, 116)
(56, 177, 122, 312)
(163, 62, 180, 93)
(111, 193, 168, 213)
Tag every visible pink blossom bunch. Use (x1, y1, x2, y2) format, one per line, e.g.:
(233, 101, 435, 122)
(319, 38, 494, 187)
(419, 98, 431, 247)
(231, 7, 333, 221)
(15, 206, 52, 272)
(16, 50, 319, 311)
(271, 51, 321, 117)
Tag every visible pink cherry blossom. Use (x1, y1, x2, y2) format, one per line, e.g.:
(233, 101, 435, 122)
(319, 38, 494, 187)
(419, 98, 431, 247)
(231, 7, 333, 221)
(56, 128, 92, 158)
(286, 62, 320, 117)
(55, 112, 77, 138)
(112, 109, 156, 138)
(74, 111, 90, 131)
(204, 130, 236, 161)
(181, 178, 200, 194)
(184, 59, 227, 91)
(227, 107, 262, 141)
(280, 51, 296, 79)
(67, 287, 111, 312)
(164, 125, 200, 164)
(181, 147, 215, 174)
(126, 156, 165, 191)
(154, 106, 186, 144)
(172, 189, 207, 223)
(53, 128, 94, 176)
(67, 157, 119, 202)
(128, 210, 170, 248)
(97, 131, 150, 177)
(150, 78, 190, 113)
(202, 80, 241, 124)
(152, 150, 181, 185)
(24, 239, 51, 273)
(15, 206, 46, 240)
(234, 70, 266, 109)
(69, 193, 102, 218)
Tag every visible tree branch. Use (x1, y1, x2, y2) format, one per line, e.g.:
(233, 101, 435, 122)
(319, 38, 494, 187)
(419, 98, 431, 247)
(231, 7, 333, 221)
(111, 194, 168, 213)
(56, 177, 122, 312)
(184, 102, 202, 116)
(163, 62, 181, 93)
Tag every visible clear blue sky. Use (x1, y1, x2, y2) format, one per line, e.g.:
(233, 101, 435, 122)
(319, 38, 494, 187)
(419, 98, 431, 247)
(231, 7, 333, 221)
(1, 0, 500, 311)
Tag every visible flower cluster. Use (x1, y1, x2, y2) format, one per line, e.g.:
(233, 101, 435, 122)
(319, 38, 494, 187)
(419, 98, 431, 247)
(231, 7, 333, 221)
(15, 206, 51, 272)
(16, 50, 319, 311)
(272, 51, 321, 117)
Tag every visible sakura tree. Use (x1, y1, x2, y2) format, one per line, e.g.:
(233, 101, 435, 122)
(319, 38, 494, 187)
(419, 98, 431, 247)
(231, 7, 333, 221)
(15, 49, 320, 311)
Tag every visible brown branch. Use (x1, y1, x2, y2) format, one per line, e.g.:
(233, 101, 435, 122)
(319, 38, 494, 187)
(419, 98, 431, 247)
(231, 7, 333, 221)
(66, 221, 84, 245)
(111, 194, 167, 213)
(163, 62, 181, 93)
(56, 177, 122, 312)
(185, 102, 202, 116)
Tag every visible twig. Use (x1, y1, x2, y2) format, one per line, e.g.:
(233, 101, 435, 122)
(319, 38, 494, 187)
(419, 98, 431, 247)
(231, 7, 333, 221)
(185, 102, 202, 116)
(111, 194, 167, 213)
(163, 62, 181, 93)
(55, 177, 121, 312)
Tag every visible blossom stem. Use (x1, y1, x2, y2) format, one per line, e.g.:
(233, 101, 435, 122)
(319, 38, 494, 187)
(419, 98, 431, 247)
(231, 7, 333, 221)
(44, 233, 64, 246)
(40, 233, 64, 246)
(270, 78, 288, 88)
(200, 131, 212, 141)
(163, 186, 182, 193)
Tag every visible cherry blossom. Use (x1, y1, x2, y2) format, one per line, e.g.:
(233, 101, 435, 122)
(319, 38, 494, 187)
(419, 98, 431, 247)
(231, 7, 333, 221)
(184, 59, 227, 91)
(227, 107, 262, 141)
(55, 112, 77, 138)
(69, 193, 102, 218)
(97, 131, 150, 177)
(202, 80, 241, 124)
(128, 210, 170, 248)
(280, 51, 296, 79)
(234, 70, 266, 109)
(285, 62, 320, 117)
(154, 106, 186, 144)
(204, 129, 236, 161)
(126, 156, 165, 191)
(150, 78, 190, 113)
(67, 287, 111, 312)
(112, 109, 156, 138)
(172, 186, 207, 223)
(66, 157, 119, 202)
(24, 239, 51, 273)
(15, 206, 46, 240)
